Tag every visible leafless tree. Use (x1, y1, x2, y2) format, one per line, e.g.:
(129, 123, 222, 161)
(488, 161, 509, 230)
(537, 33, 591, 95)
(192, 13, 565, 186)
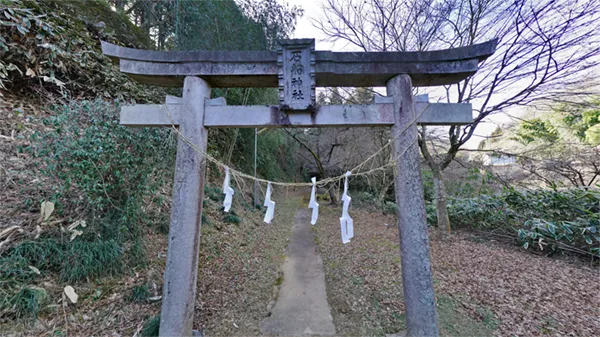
(521, 149, 600, 187)
(317, 0, 600, 232)
(285, 127, 345, 204)
(286, 87, 397, 204)
(507, 135, 600, 187)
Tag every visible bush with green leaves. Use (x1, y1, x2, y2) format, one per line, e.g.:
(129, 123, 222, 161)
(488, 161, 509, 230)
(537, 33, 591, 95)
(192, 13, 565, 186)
(518, 218, 600, 256)
(3, 99, 172, 285)
(445, 167, 497, 199)
(30, 99, 175, 240)
(1, 98, 175, 318)
(432, 187, 600, 258)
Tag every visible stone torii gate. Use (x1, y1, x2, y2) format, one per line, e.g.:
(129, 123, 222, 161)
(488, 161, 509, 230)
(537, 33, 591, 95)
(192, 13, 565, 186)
(102, 38, 496, 337)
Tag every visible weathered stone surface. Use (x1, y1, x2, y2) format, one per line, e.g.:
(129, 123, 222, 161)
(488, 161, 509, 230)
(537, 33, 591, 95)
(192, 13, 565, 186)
(278, 39, 315, 111)
(388, 75, 439, 337)
(101, 39, 497, 87)
(102, 39, 495, 63)
(159, 76, 210, 337)
(101, 41, 277, 62)
(120, 101, 472, 128)
(165, 95, 182, 104)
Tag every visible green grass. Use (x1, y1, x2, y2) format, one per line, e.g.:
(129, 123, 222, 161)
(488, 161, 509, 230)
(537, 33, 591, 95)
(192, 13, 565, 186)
(224, 214, 242, 224)
(0, 238, 123, 318)
(204, 185, 223, 202)
(60, 240, 122, 283)
(437, 294, 498, 336)
(142, 315, 161, 337)
(128, 284, 151, 303)
(2, 238, 122, 283)
(12, 287, 48, 319)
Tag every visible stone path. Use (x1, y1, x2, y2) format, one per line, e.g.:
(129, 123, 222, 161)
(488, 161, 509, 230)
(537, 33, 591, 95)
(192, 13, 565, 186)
(260, 208, 336, 336)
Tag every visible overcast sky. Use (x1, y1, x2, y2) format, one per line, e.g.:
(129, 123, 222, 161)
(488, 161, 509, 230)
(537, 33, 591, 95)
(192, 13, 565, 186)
(287, 0, 334, 49)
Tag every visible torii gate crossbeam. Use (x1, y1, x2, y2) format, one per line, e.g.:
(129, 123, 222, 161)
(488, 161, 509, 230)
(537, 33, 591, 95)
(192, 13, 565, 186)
(102, 38, 496, 337)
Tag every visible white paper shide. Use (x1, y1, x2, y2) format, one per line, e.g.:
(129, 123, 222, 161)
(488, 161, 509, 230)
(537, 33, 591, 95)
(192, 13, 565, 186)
(222, 167, 234, 212)
(308, 177, 319, 225)
(263, 182, 275, 224)
(340, 171, 354, 244)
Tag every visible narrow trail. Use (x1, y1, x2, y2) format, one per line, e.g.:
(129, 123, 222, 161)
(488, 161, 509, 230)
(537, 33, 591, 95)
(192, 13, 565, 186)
(260, 208, 336, 336)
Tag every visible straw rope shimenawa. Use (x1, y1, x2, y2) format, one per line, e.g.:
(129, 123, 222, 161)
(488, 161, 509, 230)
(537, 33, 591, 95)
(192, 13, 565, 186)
(162, 101, 429, 188)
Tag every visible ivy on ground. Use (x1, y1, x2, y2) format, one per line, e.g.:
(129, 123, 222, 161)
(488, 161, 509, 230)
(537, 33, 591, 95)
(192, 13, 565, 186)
(432, 187, 600, 258)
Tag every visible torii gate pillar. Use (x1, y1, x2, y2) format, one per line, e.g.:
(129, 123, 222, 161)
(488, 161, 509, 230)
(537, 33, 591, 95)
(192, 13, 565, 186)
(388, 75, 439, 336)
(159, 76, 210, 337)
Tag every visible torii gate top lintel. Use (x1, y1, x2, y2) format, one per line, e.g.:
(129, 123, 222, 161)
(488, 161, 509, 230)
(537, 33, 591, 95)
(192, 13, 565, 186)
(101, 38, 497, 89)
(103, 38, 496, 127)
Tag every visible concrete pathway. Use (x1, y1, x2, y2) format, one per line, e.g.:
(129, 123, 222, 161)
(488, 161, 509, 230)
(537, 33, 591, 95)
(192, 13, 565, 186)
(260, 208, 336, 336)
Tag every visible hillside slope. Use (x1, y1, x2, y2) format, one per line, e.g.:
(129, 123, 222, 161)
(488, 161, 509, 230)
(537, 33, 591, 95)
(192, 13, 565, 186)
(1, 2, 304, 335)
(1, 0, 160, 100)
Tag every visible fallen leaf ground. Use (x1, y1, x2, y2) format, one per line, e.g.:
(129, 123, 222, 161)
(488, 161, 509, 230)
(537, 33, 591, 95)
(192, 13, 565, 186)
(431, 233, 600, 336)
(313, 202, 600, 337)
(0, 189, 298, 336)
(2, 188, 598, 336)
(194, 195, 298, 335)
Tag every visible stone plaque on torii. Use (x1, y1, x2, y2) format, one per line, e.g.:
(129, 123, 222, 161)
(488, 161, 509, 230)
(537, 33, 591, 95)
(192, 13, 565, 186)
(102, 38, 496, 337)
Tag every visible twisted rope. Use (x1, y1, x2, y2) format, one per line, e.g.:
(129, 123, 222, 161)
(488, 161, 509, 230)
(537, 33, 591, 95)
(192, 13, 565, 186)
(161, 100, 427, 187)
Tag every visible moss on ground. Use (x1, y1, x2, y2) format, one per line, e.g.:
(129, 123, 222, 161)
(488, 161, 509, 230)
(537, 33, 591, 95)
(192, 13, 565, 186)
(437, 294, 497, 336)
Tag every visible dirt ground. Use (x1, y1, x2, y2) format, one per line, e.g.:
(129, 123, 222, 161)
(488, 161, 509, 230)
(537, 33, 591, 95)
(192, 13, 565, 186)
(1, 192, 299, 337)
(2, 188, 598, 336)
(313, 202, 600, 337)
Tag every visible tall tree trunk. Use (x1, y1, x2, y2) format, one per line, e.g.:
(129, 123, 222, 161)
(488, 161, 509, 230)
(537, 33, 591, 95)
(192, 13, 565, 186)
(418, 126, 451, 233)
(328, 188, 337, 205)
(158, 24, 163, 50)
(377, 177, 394, 214)
(432, 167, 451, 233)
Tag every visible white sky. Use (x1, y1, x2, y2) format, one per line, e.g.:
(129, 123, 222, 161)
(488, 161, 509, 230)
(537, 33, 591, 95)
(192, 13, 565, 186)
(284, 0, 523, 149)
(287, 0, 335, 49)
